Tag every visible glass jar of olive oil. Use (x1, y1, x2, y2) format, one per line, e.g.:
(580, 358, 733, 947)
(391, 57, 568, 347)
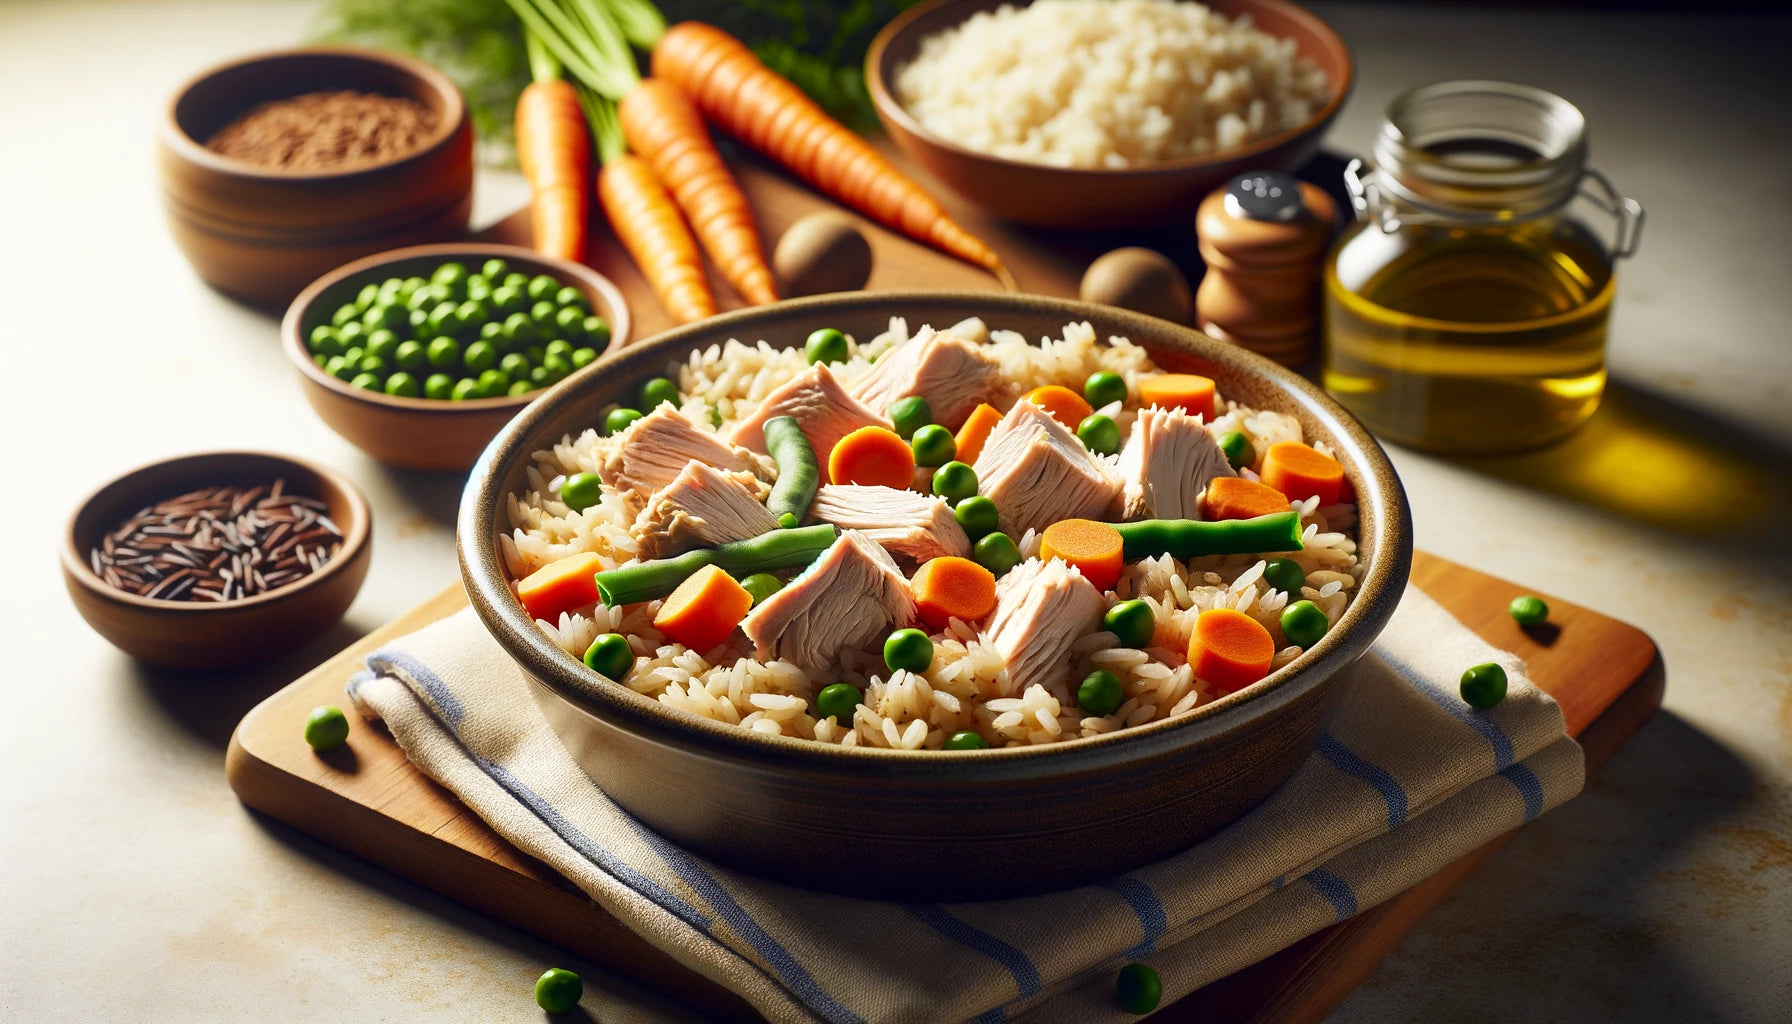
(1323, 82, 1644, 453)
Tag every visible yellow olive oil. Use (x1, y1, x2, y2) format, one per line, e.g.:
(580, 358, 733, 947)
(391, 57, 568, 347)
(1323, 215, 1616, 455)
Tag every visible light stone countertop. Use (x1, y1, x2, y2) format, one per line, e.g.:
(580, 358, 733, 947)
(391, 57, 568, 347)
(1, 1, 1787, 1021)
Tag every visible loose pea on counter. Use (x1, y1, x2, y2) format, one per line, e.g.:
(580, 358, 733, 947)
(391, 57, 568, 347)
(304, 705, 350, 751)
(306, 258, 609, 402)
(1460, 662, 1509, 708)
(533, 967, 583, 1014)
(1508, 594, 1549, 626)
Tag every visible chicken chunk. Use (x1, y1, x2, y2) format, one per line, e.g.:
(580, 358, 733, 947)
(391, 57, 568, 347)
(1114, 406, 1236, 520)
(630, 461, 779, 558)
(726, 362, 889, 465)
(849, 324, 1006, 429)
(740, 530, 917, 669)
(599, 407, 773, 501)
(972, 400, 1122, 536)
(807, 484, 971, 563)
(984, 557, 1106, 696)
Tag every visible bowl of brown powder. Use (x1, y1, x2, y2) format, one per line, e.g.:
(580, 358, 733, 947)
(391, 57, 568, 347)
(156, 47, 474, 307)
(62, 451, 372, 669)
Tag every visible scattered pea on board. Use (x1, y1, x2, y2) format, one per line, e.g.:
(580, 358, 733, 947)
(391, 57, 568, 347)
(1508, 594, 1549, 626)
(304, 705, 350, 751)
(533, 967, 583, 1014)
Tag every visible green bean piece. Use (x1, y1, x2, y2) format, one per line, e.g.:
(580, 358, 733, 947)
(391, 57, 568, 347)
(883, 628, 934, 674)
(1280, 600, 1329, 649)
(1077, 670, 1125, 715)
(592, 524, 838, 606)
(911, 424, 956, 467)
(1077, 413, 1121, 455)
(763, 416, 819, 529)
(1508, 595, 1549, 627)
(943, 730, 990, 750)
(641, 376, 680, 410)
(533, 967, 583, 1014)
(303, 705, 350, 751)
(972, 532, 1021, 576)
(888, 395, 931, 440)
(1218, 430, 1255, 470)
(1460, 662, 1509, 708)
(1112, 512, 1303, 560)
(814, 682, 861, 725)
(804, 327, 850, 366)
(1115, 963, 1162, 1015)
(582, 633, 632, 682)
(1261, 557, 1305, 594)
(1084, 371, 1128, 409)
(604, 407, 642, 436)
(954, 496, 1000, 540)
(931, 461, 978, 505)
(1103, 599, 1155, 648)
(739, 572, 784, 607)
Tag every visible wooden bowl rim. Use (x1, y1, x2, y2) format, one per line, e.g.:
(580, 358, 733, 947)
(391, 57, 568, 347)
(866, 0, 1355, 181)
(281, 243, 633, 418)
(62, 450, 372, 616)
(158, 45, 468, 184)
(460, 291, 1413, 773)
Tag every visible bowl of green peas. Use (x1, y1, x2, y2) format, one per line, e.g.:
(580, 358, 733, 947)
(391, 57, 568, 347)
(282, 243, 630, 471)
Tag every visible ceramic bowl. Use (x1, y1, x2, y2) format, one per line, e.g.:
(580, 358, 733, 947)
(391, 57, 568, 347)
(459, 292, 1411, 899)
(63, 451, 372, 670)
(157, 46, 475, 307)
(282, 243, 631, 472)
(867, 0, 1353, 230)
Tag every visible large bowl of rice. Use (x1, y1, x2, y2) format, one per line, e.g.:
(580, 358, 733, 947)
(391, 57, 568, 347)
(867, 0, 1353, 228)
(460, 292, 1409, 899)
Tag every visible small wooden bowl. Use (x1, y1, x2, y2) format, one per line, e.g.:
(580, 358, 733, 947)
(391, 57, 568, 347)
(867, 0, 1353, 229)
(282, 243, 631, 472)
(62, 452, 372, 670)
(156, 46, 475, 307)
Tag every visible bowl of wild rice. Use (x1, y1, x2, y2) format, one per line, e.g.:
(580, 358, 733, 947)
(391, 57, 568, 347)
(460, 291, 1410, 898)
(157, 46, 474, 306)
(63, 451, 371, 669)
(866, 0, 1352, 228)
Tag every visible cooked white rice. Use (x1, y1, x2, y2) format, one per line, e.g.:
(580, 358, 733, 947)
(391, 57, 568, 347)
(503, 319, 1362, 749)
(893, 0, 1331, 169)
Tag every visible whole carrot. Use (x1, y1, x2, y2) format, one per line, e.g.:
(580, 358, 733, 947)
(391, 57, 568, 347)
(620, 78, 777, 306)
(515, 32, 589, 262)
(651, 21, 1010, 285)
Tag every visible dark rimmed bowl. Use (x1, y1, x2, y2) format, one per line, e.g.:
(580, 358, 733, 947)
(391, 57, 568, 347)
(157, 46, 475, 306)
(867, 0, 1353, 229)
(460, 292, 1410, 899)
(282, 243, 631, 472)
(63, 451, 372, 669)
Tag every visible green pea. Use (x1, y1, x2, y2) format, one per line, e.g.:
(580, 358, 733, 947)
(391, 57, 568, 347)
(450, 377, 480, 401)
(1084, 371, 1128, 409)
(943, 730, 989, 750)
(502, 312, 538, 347)
(507, 380, 535, 397)
(349, 372, 383, 392)
(1115, 962, 1162, 1015)
(480, 320, 506, 345)
(583, 316, 612, 348)
(605, 407, 643, 435)
(331, 301, 360, 327)
(545, 339, 574, 361)
(641, 377, 680, 410)
(480, 258, 509, 281)
(356, 282, 382, 309)
(336, 321, 366, 348)
(1262, 558, 1305, 595)
(455, 300, 488, 334)
(1077, 413, 1121, 455)
(555, 285, 588, 309)
(1217, 430, 1255, 470)
(571, 347, 598, 370)
(303, 705, 350, 751)
(815, 681, 862, 725)
(804, 327, 850, 366)
(888, 395, 931, 440)
(308, 325, 343, 356)
(931, 461, 978, 505)
(502, 272, 529, 291)
(404, 286, 434, 311)
(911, 424, 956, 467)
(491, 285, 525, 316)
(526, 274, 560, 301)
(477, 369, 511, 398)
(424, 373, 455, 400)
(371, 303, 410, 334)
(582, 633, 632, 682)
(530, 366, 551, 386)
(530, 299, 559, 325)
(466, 277, 493, 303)
(739, 572, 784, 608)
(313, 353, 330, 369)
(1460, 662, 1508, 708)
(533, 967, 583, 1014)
(972, 532, 1022, 576)
(393, 340, 426, 371)
(541, 353, 573, 382)
(365, 329, 399, 360)
(954, 495, 1000, 540)
(464, 340, 498, 374)
(883, 628, 934, 674)
(376, 278, 403, 304)
(554, 305, 587, 340)
(499, 352, 531, 379)
(358, 354, 388, 375)
(325, 356, 353, 380)
(400, 275, 427, 297)
(1280, 600, 1329, 649)
(1077, 669, 1125, 716)
(431, 261, 469, 288)
(426, 301, 460, 336)
(1104, 599, 1155, 649)
(425, 336, 461, 369)
(408, 308, 429, 334)
(384, 372, 420, 398)
(339, 346, 366, 368)
(1508, 595, 1549, 627)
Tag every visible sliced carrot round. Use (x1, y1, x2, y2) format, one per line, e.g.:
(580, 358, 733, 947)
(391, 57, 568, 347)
(1040, 518, 1125, 592)
(910, 556, 998, 630)
(1259, 442, 1344, 505)
(654, 564, 753, 653)
(828, 425, 915, 488)
(1023, 385, 1094, 431)
(1139, 373, 1217, 421)
(1200, 476, 1293, 522)
(1187, 608, 1275, 695)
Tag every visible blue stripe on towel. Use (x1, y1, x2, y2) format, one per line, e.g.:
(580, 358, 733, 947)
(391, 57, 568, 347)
(1305, 869, 1358, 921)
(1316, 733, 1409, 829)
(1375, 648, 1516, 769)
(975, 1008, 1007, 1024)
(1499, 762, 1546, 821)
(905, 904, 1043, 998)
(1100, 877, 1168, 957)
(368, 648, 467, 728)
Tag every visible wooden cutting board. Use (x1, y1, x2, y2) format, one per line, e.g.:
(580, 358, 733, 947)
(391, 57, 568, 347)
(227, 553, 1662, 1023)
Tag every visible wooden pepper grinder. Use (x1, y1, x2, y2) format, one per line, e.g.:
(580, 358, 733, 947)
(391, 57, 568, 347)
(1195, 171, 1336, 366)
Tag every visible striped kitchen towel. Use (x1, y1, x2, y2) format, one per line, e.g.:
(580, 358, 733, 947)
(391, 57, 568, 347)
(347, 584, 1582, 1023)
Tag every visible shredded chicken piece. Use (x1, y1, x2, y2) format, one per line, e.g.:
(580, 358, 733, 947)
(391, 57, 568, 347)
(972, 400, 1122, 536)
(741, 530, 916, 669)
(599, 407, 773, 503)
(630, 461, 778, 558)
(1114, 406, 1236, 520)
(726, 362, 889, 464)
(808, 484, 971, 562)
(985, 558, 1105, 695)
(849, 324, 1007, 429)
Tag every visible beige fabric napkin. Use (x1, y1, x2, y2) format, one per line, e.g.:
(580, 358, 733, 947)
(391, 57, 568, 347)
(348, 584, 1582, 1023)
